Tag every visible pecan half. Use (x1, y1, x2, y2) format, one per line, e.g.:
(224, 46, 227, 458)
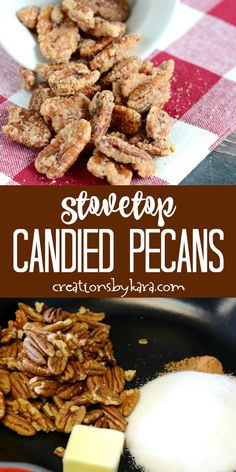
(29, 377, 59, 397)
(2, 411, 36, 436)
(19, 303, 43, 322)
(90, 34, 141, 73)
(90, 90, 115, 144)
(40, 94, 90, 133)
(120, 388, 140, 416)
(111, 105, 141, 136)
(35, 119, 91, 180)
(0, 368, 11, 395)
(102, 405, 127, 432)
(63, 0, 95, 31)
(0, 391, 6, 419)
(10, 372, 30, 400)
(17, 6, 39, 29)
(106, 366, 125, 394)
(97, 134, 156, 178)
(3, 107, 51, 149)
(48, 63, 100, 96)
(87, 152, 133, 186)
(83, 409, 103, 425)
(48, 350, 68, 376)
(146, 107, 172, 140)
(56, 403, 86, 433)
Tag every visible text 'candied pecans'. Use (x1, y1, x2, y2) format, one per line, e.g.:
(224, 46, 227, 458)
(0, 302, 139, 439)
(2, 0, 176, 185)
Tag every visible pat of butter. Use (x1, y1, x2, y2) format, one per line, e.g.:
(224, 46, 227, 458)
(63, 425, 125, 472)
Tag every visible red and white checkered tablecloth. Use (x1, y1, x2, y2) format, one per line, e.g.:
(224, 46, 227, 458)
(0, 0, 236, 186)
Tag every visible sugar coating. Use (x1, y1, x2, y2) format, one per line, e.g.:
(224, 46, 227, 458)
(126, 371, 236, 472)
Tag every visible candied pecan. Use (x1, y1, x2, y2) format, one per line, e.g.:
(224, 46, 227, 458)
(37, 5, 53, 35)
(157, 59, 175, 82)
(83, 84, 101, 99)
(35, 119, 91, 180)
(48, 63, 100, 96)
(102, 56, 142, 86)
(0, 368, 11, 395)
(17, 6, 39, 29)
(2, 106, 51, 148)
(56, 403, 86, 433)
(39, 19, 79, 63)
(130, 136, 175, 157)
(83, 409, 103, 425)
(63, 0, 94, 31)
(97, 135, 156, 178)
(112, 80, 124, 105)
(111, 105, 141, 136)
(90, 91, 114, 144)
(120, 388, 140, 416)
(29, 377, 59, 397)
(87, 153, 132, 185)
(121, 73, 148, 98)
(2, 411, 36, 436)
(106, 366, 125, 394)
(87, 0, 129, 22)
(48, 350, 68, 376)
(90, 34, 141, 73)
(127, 74, 165, 114)
(139, 60, 156, 75)
(41, 94, 90, 133)
(23, 337, 46, 366)
(78, 37, 114, 59)
(146, 107, 172, 140)
(102, 405, 127, 432)
(51, 4, 65, 25)
(20, 67, 37, 92)
(124, 369, 136, 382)
(29, 83, 55, 113)
(10, 372, 30, 400)
(57, 382, 85, 400)
(0, 391, 6, 420)
(88, 17, 126, 38)
(37, 63, 71, 81)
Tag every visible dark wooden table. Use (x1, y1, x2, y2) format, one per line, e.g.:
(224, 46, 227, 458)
(181, 129, 236, 185)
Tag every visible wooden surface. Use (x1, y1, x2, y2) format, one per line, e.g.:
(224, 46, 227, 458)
(181, 129, 236, 185)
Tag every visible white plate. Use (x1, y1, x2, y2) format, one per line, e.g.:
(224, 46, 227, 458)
(0, 0, 179, 70)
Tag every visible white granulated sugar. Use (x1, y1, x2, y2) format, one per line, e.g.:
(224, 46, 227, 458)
(126, 371, 236, 472)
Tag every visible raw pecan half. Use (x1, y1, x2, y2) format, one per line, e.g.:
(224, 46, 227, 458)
(120, 388, 140, 416)
(2, 411, 36, 436)
(0, 391, 6, 419)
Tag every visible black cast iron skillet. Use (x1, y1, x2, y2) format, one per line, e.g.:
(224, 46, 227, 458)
(0, 298, 236, 472)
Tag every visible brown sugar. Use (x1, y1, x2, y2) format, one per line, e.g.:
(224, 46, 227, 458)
(164, 355, 224, 375)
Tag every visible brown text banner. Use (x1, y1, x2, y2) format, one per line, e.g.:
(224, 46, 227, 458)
(0, 186, 235, 298)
